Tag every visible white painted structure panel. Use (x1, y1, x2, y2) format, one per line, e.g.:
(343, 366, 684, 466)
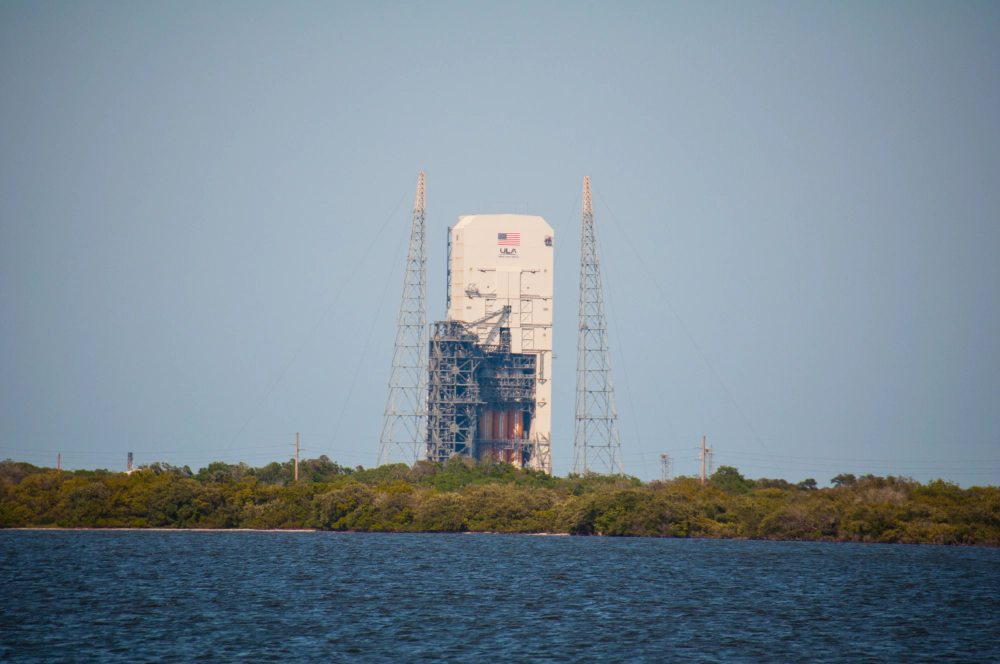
(447, 214, 554, 473)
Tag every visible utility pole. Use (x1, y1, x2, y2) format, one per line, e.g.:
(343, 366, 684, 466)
(378, 172, 428, 467)
(660, 453, 672, 482)
(57, 453, 61, 473)
(574, 175, 624, 476)
(290, 432, 300, 482)
(697, 435, 713, 486)
(701, 436, 706, 484)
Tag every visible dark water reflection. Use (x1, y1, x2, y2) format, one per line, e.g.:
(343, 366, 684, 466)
(2, 532, 998, 662)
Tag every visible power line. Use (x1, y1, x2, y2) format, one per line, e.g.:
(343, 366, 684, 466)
(222, 187, 412, 452)
(600, 223, 649, 480)
(329, 207, 411, 453)
(592, 186, 782, 474)
(554, 189, 580, 267)
(603, 227, 679, 451)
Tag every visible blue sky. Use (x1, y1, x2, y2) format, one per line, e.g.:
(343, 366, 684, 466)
(2, 2, 998, 484)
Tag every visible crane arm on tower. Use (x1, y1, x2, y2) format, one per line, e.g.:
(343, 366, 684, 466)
(464, 306, 508, 329)
(481, 306, 511, 347)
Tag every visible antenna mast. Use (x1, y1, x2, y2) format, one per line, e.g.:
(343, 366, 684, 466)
(377, 172, 428, 467)
(574, 176, 624, 475)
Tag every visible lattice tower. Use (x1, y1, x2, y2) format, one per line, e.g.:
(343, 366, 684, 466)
(377, 172, 427, 466)
(574, 176, 624, 475)
(660, 453, 673, 482)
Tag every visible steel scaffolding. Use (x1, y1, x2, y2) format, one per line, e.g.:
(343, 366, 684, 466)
(426, 320, 481, 463)
(377, 173, 427, 467)
(574, 175, 624, 475)
(426, 315, 537, 466)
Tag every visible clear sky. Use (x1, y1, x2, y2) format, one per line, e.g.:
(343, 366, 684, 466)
(2, 2, 998, 485)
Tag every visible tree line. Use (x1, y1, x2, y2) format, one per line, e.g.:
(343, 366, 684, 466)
(1, 457, 997, 545)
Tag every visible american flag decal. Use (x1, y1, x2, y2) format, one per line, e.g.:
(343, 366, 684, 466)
(498, 232, 520, 246)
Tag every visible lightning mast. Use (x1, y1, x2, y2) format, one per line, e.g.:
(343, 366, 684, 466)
(377, 172, 427, 467)
(574, 176, 624, 475)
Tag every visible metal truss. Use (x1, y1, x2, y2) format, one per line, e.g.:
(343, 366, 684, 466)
(574, 176, 624, 475)
(426, 321, 482, 463)
(426, 319, 538, 466)
(377, 173, 427, 467)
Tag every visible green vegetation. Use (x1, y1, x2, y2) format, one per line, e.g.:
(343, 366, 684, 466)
(1, 458, 997, 545)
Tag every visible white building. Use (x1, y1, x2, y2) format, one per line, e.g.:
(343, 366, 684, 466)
(443, 214, 554, 473)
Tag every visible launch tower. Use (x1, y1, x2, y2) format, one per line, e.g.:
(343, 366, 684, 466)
(427, 214, 554, 473)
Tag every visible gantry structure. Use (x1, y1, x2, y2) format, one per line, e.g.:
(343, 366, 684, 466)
(426, 307, 538, 465)
(574, 176, 624, 475)
(377, 173, 427, 466)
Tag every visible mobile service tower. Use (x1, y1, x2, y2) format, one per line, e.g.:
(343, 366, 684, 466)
(427, 214, 554, 473)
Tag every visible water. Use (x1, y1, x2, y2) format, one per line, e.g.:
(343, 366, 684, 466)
(1, 532, 998, 663)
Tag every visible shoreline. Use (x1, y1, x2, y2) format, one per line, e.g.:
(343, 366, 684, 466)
(4, 464, 995, 547)
(4, 528, 994, 546)
(8, 527, 319, 532)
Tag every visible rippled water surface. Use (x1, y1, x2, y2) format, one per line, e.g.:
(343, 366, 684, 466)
(2, 532, 998, 662)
